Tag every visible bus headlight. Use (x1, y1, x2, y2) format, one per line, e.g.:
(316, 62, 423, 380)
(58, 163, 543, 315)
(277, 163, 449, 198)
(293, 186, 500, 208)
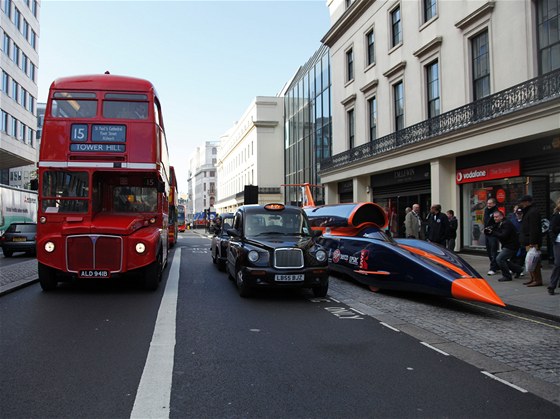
(315, 250, 327, 262)
(135, 243, 146, 254)
(39, 216, 47, 224)
(248, 250, 259, 263)
(44, 242, 55, 253)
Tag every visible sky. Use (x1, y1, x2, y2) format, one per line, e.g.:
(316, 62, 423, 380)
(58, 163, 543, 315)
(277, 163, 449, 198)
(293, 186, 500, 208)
(37, 0, 331, 193)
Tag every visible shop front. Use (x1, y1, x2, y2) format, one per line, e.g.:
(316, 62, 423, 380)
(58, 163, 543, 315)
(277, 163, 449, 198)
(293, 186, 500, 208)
(457, 137, 560, 256)
(370, 164, 431, 238)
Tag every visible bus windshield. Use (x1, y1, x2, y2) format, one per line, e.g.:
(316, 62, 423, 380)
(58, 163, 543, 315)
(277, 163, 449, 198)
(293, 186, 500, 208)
(42, 171, 89, 213)
(113, 186, 158, 213)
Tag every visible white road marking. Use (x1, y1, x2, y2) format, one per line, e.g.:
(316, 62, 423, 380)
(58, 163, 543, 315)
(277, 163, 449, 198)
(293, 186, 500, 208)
(130, 251, 181, 419)
(380, 322, 400, 332)
(481, 371, 529, 393)
(420, 342, 449, 356)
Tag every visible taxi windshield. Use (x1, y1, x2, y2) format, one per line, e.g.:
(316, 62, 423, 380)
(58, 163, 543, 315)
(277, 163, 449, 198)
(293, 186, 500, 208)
(245, 211, 311, 237)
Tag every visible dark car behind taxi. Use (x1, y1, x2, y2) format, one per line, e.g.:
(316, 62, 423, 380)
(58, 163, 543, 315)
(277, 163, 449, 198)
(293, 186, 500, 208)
(211, 213, 235, 270)
(225, 203, 329, 297)
(0, 222, 37, 257)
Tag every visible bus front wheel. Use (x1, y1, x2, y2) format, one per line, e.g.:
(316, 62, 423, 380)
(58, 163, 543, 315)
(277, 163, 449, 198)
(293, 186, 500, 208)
(144, 251, 162, 291)
(38, 263, 58, 291)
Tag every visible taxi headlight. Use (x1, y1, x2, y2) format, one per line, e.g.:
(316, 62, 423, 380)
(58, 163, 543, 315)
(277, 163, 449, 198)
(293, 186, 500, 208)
(135, 242, 146, 254)
(315, 250, 327, 263)
(248, 250, 259, 263)
(44, 242, 55, 253)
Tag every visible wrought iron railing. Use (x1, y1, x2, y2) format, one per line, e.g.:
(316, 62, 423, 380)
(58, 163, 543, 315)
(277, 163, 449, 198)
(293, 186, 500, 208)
(319, 68, 560, 173)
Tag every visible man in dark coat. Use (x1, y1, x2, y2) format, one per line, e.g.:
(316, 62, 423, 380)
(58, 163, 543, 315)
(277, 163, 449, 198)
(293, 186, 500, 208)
(445, 209, 458, 251)
(426, 204, 449, 246)
(486, 210, 524, 281)
(518, 195, 543, 286)
(483, 197, 499, 275)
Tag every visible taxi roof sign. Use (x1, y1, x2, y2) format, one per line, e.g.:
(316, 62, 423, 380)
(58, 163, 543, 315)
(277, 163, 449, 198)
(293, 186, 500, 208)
(264, 203, 285, 211)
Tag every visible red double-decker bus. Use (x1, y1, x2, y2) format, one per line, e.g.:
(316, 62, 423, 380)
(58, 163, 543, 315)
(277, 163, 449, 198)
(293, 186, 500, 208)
(168, 165, 178, 247)
(36, 74, 170, 291)
(177, 204, 187, 232)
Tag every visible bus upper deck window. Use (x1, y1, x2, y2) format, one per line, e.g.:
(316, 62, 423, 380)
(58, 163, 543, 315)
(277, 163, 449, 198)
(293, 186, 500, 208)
(51, 92, 97, 118)
(103, 93, 149, 120)
(103, 101, 149, 119)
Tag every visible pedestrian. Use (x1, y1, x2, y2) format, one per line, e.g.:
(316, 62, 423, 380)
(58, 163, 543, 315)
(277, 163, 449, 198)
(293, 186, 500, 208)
(547, 197, 560, 295)
(426, 204, 449, 246)
(509, 205, 526, 273)
(404, 203, 422, 239)
(400, 207, 411, 237)
(518, 195, 543, 287)
(484, 197, 500, 275)
(485, 210, 524, 282)
(445, 210, 458, 251)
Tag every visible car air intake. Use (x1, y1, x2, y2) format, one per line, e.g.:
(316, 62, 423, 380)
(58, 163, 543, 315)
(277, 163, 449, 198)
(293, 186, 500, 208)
(274, 248, 304, 269)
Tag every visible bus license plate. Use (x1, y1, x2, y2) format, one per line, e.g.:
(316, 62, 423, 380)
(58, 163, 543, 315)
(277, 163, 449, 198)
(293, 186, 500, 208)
(275, 274, 304, 282)
(79, 270, 110, 278)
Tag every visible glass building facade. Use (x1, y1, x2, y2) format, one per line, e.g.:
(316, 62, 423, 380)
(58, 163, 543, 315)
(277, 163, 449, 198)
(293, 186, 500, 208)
(284, 45, 331, 205)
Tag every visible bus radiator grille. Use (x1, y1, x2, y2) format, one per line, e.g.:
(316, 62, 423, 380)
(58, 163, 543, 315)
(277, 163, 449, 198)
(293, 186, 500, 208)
(67, 235, 123, 272)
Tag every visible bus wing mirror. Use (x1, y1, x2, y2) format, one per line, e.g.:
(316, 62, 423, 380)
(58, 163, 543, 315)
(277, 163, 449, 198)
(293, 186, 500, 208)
(157, 180, 166, 193)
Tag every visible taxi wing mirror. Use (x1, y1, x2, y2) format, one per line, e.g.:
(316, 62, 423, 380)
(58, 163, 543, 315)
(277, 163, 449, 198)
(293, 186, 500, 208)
(226, 228, 240, 238)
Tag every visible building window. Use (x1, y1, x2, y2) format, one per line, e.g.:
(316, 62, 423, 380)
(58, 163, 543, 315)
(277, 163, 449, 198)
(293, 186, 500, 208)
(2, 0, 12, 18)
(12, 6, 20, 30)
(10, 79, 18, 101)
(3, 32, 10, 56)
(11, 43, 19, 66)
(537, 0, 560, 74)
(426, 61, 440, 118)
(394, 81, 404, 131)
(0, 110, 7, 132)
(347, 108, 355, 149)
(368, 96, 377, 141)
(391, 6, 402, 47)
(346, 48, 354, 82)
(345, 0, 354, 8)
(424, 0, 437, 22)
(1, 71, 8, 93)
(366, 29, 375, 66)
(472, 30, 490, 100)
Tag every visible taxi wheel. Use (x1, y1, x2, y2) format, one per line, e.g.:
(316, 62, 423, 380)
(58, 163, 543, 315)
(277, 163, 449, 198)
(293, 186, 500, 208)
(313, 282, 328, 298)
(38, 263, 58, 291)
(236, 269, 252, 298)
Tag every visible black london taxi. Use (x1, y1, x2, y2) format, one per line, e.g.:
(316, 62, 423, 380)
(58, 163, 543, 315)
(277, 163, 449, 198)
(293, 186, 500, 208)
(210, 212, 235, 271)
(225, 203, 329, 297)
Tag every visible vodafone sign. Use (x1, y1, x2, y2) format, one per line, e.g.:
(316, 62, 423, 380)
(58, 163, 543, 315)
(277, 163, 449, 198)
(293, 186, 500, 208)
(456, 160, 520, 184)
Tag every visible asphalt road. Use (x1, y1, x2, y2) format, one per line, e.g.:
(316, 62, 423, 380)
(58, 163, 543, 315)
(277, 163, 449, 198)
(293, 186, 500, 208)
(0, 232, 559, 418)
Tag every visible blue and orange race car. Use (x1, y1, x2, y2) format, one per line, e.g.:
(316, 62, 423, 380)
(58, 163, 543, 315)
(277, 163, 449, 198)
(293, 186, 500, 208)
(296, 185, 504, 307)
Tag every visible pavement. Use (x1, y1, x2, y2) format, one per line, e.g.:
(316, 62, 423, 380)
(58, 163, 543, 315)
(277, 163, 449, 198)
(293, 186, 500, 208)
(1, 246, 558, 322)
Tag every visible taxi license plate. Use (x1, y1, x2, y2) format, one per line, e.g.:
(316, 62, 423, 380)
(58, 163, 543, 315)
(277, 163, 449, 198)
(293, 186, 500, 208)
(79, 270, 110, 278)
(12, 237, 26, 242)
(275, 274, 304, 282)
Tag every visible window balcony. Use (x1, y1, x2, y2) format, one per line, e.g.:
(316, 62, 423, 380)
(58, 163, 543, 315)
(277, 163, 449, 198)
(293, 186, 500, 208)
(319, 68, 560, 173)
